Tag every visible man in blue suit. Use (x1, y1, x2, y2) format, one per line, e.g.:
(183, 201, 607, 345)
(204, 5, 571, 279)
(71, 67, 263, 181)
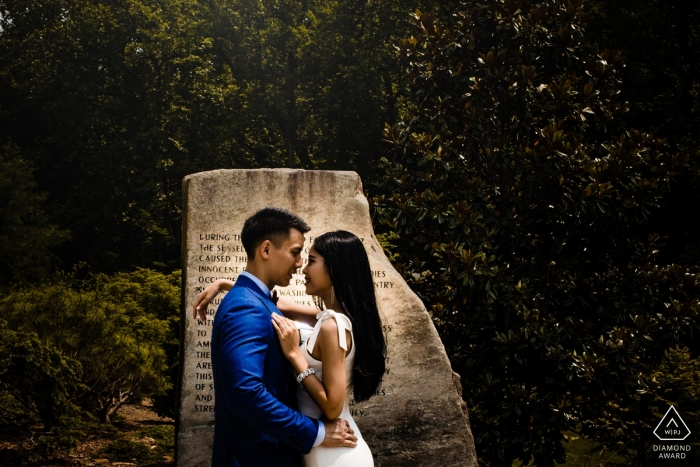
(204, 207, 356, 467)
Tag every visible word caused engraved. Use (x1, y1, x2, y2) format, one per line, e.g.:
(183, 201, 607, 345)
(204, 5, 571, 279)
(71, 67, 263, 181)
(178, 169, 477, 467)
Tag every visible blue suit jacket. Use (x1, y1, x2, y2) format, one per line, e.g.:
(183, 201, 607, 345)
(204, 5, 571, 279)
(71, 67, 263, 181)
(210, 274, 319, 467)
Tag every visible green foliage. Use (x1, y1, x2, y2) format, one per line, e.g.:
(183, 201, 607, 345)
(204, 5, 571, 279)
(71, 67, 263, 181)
(0, 268, 180, 423)
(94, 268, 182, 419)
(0, 326, 120, 462)
(100, 425, 175, 463)
(101, 438, 155, 463)
(204, 0, 404, 169)
(32, 419, 95, 461)
(0, 392, 37, 429)
(655, 347, 700, 417)
(0, 0, 433, 273)
(0, 0, 697, 464)
(594, 346, 700, 466)
(0, 0, 216, 272)
(139, 425, 175, 458)
(375, 1, 700, 465)
(554, 432, 626, 466)
(0, 324, 83, 430)
(585, 0, 700, 267)
(376, 232, 401, 263)
(0, 143, 69, 285)
(585, 0, 700, 153)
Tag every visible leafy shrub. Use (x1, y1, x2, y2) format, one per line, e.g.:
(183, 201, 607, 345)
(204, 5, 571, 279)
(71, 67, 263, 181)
(139, 425, 175, 453)
(101, 438, 156, 463)
(0, 324, 83, 430)
(1, 415, 118, 464)
(34, 422, 87, 460)
(0, 268, 180, 424)
(98, 426, 174, 464)
(596, 346, 700, 466)
(0, 391, 36, 429)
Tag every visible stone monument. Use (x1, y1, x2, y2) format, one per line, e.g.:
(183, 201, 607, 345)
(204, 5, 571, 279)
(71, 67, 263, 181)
(177, 169, 477, 466)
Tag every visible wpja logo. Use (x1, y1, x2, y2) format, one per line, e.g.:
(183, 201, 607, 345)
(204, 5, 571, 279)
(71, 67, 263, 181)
(652, 406, 692, 460)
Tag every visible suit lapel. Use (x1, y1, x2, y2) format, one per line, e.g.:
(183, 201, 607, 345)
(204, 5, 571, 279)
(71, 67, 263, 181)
(234, 274, 293, 401)
(255, 294, 280, 316)
(234, 274, 281, 316)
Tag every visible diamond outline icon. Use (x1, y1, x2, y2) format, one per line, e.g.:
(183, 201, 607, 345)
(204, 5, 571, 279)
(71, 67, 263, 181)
(654, 406, 691, 441)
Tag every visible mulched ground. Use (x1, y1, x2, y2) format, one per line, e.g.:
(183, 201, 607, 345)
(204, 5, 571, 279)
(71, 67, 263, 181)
(0, 401, 175, 467)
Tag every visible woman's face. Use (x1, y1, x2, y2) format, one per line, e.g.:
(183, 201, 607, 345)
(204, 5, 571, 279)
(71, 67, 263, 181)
(302, 245, 332, 297)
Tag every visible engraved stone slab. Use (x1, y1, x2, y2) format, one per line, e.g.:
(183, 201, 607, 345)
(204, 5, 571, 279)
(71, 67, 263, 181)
(177, 169, 477, 466)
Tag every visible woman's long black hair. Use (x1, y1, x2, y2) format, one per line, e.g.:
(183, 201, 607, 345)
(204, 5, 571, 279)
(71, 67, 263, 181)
(313, 230, 386, 402)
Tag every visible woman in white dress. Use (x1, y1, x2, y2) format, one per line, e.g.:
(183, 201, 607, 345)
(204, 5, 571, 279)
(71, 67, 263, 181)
(195, 230, 385, 467)
(271, 230, 385, 467)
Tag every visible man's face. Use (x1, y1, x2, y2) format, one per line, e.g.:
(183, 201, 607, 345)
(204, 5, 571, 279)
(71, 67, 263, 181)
(266, 228, 305, 288)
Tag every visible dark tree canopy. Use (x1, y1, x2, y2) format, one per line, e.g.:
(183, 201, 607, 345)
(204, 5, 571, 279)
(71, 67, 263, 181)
(0, 0, 434, 274)
(375, 1, 700, 465)
(0, 143, 69, 285)
(585, 0, 700, 268)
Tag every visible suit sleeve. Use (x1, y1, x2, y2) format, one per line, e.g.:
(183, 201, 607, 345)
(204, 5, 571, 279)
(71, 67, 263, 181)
(213, 295, 319, 453)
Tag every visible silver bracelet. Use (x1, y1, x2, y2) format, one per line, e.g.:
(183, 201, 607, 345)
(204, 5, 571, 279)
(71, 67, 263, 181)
(296, 367, 315, 383)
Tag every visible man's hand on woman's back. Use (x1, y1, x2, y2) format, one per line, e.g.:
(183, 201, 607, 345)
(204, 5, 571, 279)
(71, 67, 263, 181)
(321, 418, 357, 447)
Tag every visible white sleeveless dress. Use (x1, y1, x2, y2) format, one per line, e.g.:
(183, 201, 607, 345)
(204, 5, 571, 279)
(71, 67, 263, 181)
(297, 310, 374, 467)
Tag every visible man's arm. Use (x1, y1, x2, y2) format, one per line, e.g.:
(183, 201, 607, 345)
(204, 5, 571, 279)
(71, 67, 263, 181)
(214, 296, 319, 452)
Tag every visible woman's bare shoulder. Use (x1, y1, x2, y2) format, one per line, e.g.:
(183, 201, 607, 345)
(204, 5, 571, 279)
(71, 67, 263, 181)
(317, 316, 352, 353)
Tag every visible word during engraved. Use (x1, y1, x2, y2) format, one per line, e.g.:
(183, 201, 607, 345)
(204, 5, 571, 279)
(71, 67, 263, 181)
(199, 234, 241, 241)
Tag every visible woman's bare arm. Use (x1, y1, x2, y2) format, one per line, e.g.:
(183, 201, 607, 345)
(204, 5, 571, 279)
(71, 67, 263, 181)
(192, 279, 234, 320)
(193, 278, 320, 326)
(272, 315, 350, 420)
(275, 296, 319, 326)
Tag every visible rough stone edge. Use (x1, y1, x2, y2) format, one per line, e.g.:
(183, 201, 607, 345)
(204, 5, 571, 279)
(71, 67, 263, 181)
(175, 175, 191, 466)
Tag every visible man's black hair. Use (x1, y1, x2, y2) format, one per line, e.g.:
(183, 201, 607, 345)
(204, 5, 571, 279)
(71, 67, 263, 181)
(241, 207, 310, 259)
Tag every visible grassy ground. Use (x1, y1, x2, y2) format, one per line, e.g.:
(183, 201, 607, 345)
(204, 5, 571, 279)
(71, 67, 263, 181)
(557, 433, 627, 466)
(0, 401, 175, 467)
(513, 432, 628, 467)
